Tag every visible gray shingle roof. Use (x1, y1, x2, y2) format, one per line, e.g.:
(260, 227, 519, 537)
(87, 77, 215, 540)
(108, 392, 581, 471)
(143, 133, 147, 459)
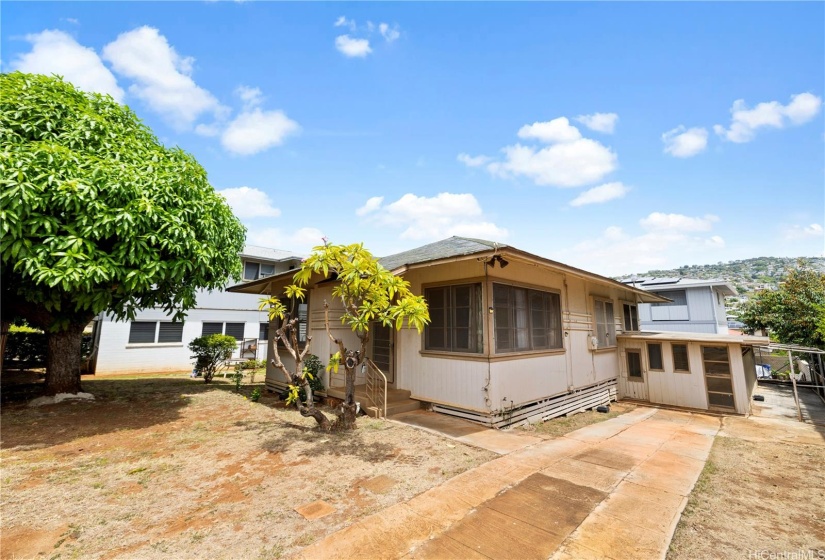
(239, 245, 304, 262)
(378, 236, 506, 271)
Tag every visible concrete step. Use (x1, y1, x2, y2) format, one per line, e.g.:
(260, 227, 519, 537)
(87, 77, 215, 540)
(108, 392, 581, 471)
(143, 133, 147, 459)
(386, 400, 421, 416)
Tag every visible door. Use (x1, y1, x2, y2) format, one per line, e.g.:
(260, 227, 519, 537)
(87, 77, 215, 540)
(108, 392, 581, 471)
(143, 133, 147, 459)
(702, 345, 735, 410)
(621, 343, 648, 401)
(370, 322, 394, 384)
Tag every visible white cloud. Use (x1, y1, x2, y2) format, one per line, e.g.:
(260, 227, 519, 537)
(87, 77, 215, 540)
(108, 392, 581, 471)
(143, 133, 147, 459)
(662, 126, 708, 158)
(334, 16, 356, 31)
(576, 113, 618, 134)
(246, 227, 325, 254)
(12, 30, 124, 102)
(235, 85, 263, 109)
(457, 153, 491, 167)
(379, 23, 401, 42)
(102, 26, 222, 130)
(714, 93, 822, 143)
(518, 117, 582, 143)
(487, 139, 617, 188)
(560, 217, 726, 276)
(217, 186, 281, 218)
(335, 35, 372, 58)
(784, 223, 824, 240)
(569, 182, 630, 207)
(358, 193, 508, 241)
(220, 108, 300, 156)
(356, 196, 384, 216)
(639, 212, 719, 232)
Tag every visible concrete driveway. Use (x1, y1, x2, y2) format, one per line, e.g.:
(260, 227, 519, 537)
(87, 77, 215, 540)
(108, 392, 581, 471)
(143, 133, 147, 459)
(298, 407, 720, 560)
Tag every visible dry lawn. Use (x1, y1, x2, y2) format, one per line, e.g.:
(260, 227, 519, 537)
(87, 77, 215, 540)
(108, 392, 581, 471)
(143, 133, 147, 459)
(1, 375, 496, 559)
(668, 416, 825, 558)
(520, 402, 637, 439)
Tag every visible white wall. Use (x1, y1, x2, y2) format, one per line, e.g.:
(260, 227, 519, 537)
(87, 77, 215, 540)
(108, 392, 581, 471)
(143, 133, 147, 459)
(96, 292, 270, 375)
(638, 286, 727, 334)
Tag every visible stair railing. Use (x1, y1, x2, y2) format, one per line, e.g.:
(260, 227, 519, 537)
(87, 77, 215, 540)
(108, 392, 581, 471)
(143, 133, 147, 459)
(364, 358, 387, 418)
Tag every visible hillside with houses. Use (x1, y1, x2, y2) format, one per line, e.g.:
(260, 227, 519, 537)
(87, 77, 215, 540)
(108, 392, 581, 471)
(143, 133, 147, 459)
(618, 256, 825, 296)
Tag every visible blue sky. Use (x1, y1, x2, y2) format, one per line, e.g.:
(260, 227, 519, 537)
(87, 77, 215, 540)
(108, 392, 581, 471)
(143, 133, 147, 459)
(3, 2, 824, 275)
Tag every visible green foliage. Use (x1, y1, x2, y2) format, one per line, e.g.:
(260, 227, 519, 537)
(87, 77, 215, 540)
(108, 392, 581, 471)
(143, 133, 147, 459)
(0, 73, 246, 333)
(740, 261, 825, 349)
(188, 334, 237, 383)
(250, 388, 261, 402)
(281, 354, 325, 404)
(4, 330, 46, 364)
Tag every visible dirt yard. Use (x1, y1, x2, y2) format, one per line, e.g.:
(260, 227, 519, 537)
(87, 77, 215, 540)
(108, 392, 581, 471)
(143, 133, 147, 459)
(668, 415, 825, 558)
(1, 375, 496, 559)
(519, 402, 637, 439)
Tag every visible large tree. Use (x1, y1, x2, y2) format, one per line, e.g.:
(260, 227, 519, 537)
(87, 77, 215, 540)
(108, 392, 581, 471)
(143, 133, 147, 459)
(0, 73, 246, 395)
(261, 242, 429, 430)
(740, 260, 825, 349)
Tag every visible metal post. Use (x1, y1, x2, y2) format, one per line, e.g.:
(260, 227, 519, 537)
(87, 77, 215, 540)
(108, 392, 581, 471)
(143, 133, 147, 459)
(788, 350, 803, 422)
(816, 353, 825, 403)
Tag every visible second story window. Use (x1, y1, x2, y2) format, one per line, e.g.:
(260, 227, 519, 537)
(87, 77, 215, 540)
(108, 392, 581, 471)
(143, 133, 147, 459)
(243, 261, 276, 281)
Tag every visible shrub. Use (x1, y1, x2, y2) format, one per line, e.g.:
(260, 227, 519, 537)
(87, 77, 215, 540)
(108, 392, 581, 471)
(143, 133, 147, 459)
(188, 334, 237, 383)
(250, 388, 262, 402)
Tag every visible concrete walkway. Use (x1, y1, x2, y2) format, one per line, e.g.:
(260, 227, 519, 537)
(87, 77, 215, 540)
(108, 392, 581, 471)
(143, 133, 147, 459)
(298, 407, 720, 560)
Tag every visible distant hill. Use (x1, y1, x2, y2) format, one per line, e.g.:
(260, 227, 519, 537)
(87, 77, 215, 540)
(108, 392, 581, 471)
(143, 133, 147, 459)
(617, 257, 825, 295)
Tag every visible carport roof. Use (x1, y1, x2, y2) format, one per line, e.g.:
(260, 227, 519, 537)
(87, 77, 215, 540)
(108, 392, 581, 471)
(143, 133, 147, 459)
(618, 331, 770, 346)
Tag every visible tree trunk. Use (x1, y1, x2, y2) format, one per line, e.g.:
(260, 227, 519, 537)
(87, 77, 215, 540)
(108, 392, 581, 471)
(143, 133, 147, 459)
(0, 319, 9, 375)
(44, 323, 85, 396)
(340, 363, 358, 430)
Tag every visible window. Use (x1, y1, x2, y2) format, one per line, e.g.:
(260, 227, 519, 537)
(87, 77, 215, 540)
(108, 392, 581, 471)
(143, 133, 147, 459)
(424, 284, 483, 353)
(273, 298, 309, 346)
(202, 322, 223, 336)
(652, 290, 687, 307)
(672, 344, 690, 372)
(243, 262, 276, 281)
(647, 343, 663, 371)
(224, 323, 245, 340)
(201, 322, 246, 340)
(259, 322, 270, 341)
(128, 321, 183, 344)
(593, 299, 616, 348)
(623, 303, 639, 332)
(702, 345, 735, 409)
(627, 350, 642, 379)
(494, 284, 562, 353)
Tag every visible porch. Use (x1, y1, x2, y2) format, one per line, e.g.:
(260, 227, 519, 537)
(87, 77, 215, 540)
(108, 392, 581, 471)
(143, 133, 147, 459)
(326, 384, 421, 418)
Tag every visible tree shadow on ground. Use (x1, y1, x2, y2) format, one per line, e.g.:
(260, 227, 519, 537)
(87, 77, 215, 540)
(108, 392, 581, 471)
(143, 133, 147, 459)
(0, 374, 257, 450)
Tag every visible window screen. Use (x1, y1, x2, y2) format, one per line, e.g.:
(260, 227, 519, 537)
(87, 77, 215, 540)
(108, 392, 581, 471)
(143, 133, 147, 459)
(260, 264, 275, 277)
(202, 322, 223, 336)
(594, 299, 616, 347)
(157, 322, 184, 343)
(224, 323, 245, 340)
(494, 284, 561, 353)
(243, 262, 259, 280)
(627, 350, 642, 378)
(647, 343, 663, 370)
(129, 322, 156, 344)
(424, 284, 483, 353)
(672, 344, 690, 372)
(652, 290, 687, 306)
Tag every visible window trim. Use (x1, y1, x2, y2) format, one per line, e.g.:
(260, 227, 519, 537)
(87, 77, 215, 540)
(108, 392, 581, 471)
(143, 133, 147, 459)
(672, 343, 691, 373)
(622, 302, 639, 332)
(243, 261, 261, 281)
(592, 297, 617, 349)
(626, 349, 644, 382)
(128, 321, 184, 345)
(492, 283, 563, 355)
(646, 342, 664, 372)
(423, 282, 484, 354)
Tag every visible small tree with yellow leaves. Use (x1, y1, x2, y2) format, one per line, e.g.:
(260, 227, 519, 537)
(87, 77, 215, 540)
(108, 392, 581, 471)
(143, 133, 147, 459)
(261, 242, 429, 430)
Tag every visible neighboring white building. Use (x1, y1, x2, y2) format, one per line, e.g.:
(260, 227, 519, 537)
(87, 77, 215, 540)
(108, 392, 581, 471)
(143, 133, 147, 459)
(92, 246, 303, 375)
(619, 277, 737, 335)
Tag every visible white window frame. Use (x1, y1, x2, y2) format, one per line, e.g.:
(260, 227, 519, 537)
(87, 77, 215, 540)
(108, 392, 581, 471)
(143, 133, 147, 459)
(128, 321, 184, 345)
(593, 298, 616, 349)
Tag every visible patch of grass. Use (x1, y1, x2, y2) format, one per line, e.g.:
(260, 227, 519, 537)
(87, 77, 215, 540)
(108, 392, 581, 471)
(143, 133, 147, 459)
(127, 467, 148, 475)
(521, 402, 636, 439)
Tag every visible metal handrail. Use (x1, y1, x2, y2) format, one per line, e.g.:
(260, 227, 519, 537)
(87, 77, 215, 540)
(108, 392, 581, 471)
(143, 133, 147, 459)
(364, 358, 388, 418)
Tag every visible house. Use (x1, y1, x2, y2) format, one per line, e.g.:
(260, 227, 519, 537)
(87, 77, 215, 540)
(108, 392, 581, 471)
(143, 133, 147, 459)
(617, 331, 764, 414)
(229, 237, 678, 427)
(91, 246, 304, 375)
(618, 277, 737, 335)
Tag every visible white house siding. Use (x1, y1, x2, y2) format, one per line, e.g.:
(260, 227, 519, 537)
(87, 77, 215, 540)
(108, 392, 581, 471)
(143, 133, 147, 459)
(96, 290, 270, 375)
(638, 287, 728, 335)
(617, 337, 754, 414)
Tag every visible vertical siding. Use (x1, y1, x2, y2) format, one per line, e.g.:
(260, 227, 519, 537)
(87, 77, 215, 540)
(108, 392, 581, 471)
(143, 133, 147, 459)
(729, 345, 750, 414)
(617, 341, 648, 400)
(685, 288, 716, 321)
(644, 342, 708, 410)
